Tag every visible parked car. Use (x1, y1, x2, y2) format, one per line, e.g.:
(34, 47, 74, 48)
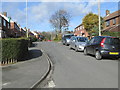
(69, 36, 88, 52)
(62, 34, 74, 46)
(84, 36, 120, 60)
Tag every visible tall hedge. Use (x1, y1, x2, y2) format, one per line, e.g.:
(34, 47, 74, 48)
(102, 31, 120, 38)
(1, 38, 28, 62)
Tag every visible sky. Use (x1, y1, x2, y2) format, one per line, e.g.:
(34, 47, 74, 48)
(1, 0, 119, 32)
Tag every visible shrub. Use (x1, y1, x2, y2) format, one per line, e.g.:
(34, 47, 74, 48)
(53, 34, 62, 41)
(102, 31, 120, 38)
(30, 36, 38, 42)
(1, 38, 28, 62)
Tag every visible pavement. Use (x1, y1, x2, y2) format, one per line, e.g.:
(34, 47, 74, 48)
(2, 42, 50, 88)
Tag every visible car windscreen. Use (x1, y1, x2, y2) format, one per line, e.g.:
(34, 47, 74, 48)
(64, 35, 74, 39)
(77, 37, 88, 42)
(105, 38, 120, 45)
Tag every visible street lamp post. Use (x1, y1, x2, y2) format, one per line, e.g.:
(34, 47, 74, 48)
(98, 0, 101, 36)
(26, 0, 29, 38)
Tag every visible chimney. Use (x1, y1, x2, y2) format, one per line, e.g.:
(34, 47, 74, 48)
(106, 10, 110, 16)
(2, 12, 7, 17)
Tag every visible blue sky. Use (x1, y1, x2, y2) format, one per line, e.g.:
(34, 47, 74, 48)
(1, 1, 119, 32)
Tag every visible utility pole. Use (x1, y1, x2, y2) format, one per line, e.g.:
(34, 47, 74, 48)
(26, 0, 28, 38)
(98, 0, 101, 36)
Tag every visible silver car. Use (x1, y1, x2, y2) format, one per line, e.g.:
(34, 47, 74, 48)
(62, 34, 74, 46)
(69, 36, 88, 52)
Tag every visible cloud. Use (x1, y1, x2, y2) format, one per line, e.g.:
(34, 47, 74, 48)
(27, 2, 98, 22)
(1, 1, 100, 30)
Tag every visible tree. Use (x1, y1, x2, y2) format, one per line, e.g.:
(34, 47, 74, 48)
(41, 31, 51, 40)
(49, 9, 71, 33)
(82, 12, 103, 36)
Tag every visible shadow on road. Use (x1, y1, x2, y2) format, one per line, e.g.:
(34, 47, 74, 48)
(20, 49, 43, 61)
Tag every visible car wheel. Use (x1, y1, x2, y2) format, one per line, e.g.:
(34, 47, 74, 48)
(65, 42, 68, 46)
(75, 46, 78, 52)
(69, 45, 72, 49)
(95, 51, 102, 60)
(84, 48, 88, 55)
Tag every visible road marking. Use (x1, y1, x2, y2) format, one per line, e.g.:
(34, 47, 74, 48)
(47, 80, 56, 88)
(2, 82, 11, 86)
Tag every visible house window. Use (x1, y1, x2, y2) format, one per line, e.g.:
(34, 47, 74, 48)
(3, 20, 6, 27)
(106, 20, 110, 27)
(113, 18, 116, 25)
(80, 26, 82, 29)
(8, 23, 10, 29)
(0, 17, 2, 27)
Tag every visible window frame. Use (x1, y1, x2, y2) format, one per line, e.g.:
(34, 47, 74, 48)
(3, 19, 6, 27)
(113, 18, 116, 25)
(0, 17, 2, 27)
(106, 20, 110, 27)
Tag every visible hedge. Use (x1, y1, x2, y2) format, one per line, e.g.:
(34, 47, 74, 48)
(102, 31, 120, 38)
(1, 38, 28, 63)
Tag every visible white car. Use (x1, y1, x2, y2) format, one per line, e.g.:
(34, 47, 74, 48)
(69, 36, 88, 52)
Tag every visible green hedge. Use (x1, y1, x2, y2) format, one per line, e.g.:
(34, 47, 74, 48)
(1, 38, 28, 62)
(29, 36, 38, 42)
(102, 31, 120, 38)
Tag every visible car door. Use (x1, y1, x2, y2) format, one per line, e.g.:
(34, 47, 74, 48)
(86, 38, 95, 54)
(70, 36, 74, 48)
(72, 37, 76, 48)
(73, 37, 77, 49)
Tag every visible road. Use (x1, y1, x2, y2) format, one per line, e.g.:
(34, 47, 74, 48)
(39, 41, 118, 88)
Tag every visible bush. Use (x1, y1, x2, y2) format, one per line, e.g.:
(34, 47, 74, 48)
(102, 31, 120, 38)
(1, 38, 28, 62)
(53, 34, 62, 41)
(30, 36, 38, 42)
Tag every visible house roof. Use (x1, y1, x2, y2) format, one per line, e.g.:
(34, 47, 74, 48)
(0, 13, 14, 23)
(31, 31, 38, 36)
(104, 10, 120, 21)
(75, 24, 83, 29)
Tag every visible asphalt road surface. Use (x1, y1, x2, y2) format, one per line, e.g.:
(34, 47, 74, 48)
(39, 41, 118, 88)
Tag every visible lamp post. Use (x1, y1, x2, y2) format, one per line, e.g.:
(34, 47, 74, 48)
(98, 0, 101, 36)
(26, 0, 28, 38)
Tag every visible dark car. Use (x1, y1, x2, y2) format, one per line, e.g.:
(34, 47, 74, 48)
(84, 36, 120, 60)
(62, 34, 74, 46)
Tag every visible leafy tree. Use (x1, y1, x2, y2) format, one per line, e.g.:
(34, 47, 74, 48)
(82, 12, 103, 36)
(41, 32, 51, 40)
(49, 9, 71, 33)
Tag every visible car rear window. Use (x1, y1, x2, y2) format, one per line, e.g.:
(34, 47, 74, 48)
(64, 35, 74, 38)
(105, 37, 120, 44)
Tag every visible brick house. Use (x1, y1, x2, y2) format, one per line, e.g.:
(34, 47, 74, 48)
(74, 24, 89, 37)
(10, 21, 21, 37)
(31, 31, 39, 38)
(102, 10, 120, 32)
(0, 12, 13, 38)
(20, 27, 26, 37)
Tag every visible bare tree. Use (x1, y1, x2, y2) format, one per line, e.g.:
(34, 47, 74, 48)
(49, 9, 71, 33)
